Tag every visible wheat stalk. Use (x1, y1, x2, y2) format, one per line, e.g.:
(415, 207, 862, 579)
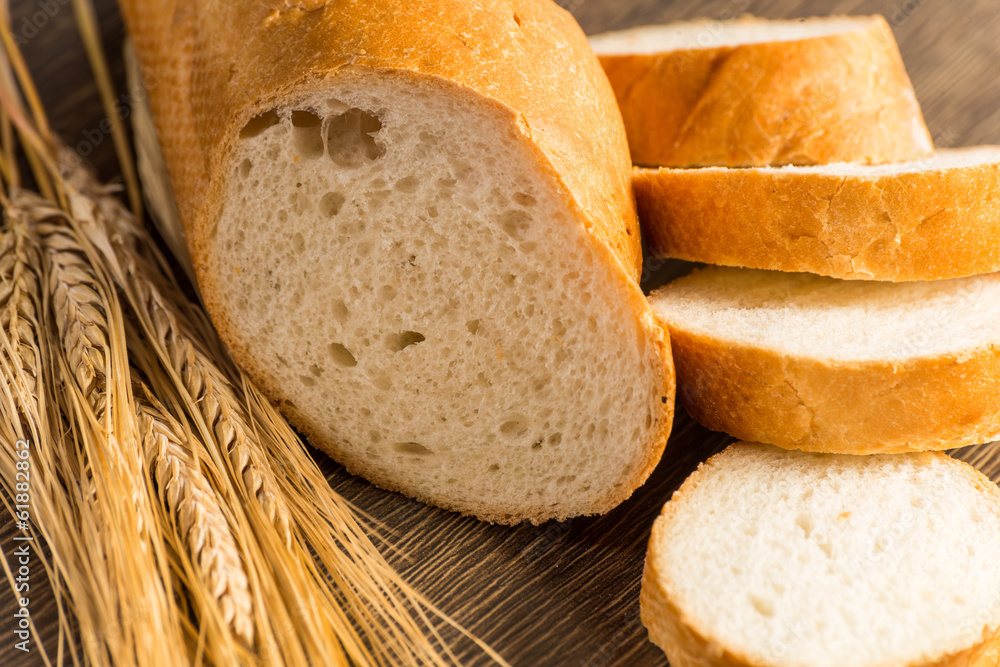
(133, 378, 255, 645)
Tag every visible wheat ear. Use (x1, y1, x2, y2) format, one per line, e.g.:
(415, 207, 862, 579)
(134, 379, 255, 644)
(64, 179, 293, 544)
(0, 200, 44, 405)
(21, 189, 187, 667)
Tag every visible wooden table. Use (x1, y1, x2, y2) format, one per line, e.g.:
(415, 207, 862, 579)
(3, 0, 999, 665)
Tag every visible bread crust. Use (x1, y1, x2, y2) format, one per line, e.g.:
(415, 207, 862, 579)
(660, 327, 1000, 455)
(641, 445, 1000, 667)
(119, 0, 675, 523)
(593, 16, 933, 168)
(634, 148, 1000, 281)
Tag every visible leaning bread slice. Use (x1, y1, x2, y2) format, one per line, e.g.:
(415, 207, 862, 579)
(649, 267, 1000, 454)
(642, 443, 1000, 667)
(635, 148, 1000, 281)
(118, 0, 675, 524)
(590, 16, 932, 167)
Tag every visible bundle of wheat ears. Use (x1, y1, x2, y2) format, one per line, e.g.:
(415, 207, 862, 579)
(0, 1, 503, 665)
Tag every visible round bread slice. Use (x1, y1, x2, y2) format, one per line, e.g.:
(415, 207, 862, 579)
(119, 0, 675, 524)
(642, 443, 1000, 667)
(589, 15, 933, 168)
(649, 267, 1000, 454)
(635, 148, 1000, 282)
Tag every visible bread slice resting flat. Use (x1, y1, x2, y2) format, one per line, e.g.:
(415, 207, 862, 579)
(642, 443, 1000, 667)
(590, 15, 933, 168)
(635, 148, 1000, 282)
(118, 0, 675, 523)
(649, 267, 1000, 454)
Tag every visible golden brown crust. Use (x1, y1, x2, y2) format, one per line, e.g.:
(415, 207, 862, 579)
(120, 0, 642, 278)
(660, 326, 1000, 455)
(634, 148, 1000, 282)
(119, 0, 675, 523)
(595, 16, 933, 168)
(641, 446, 1000, 667)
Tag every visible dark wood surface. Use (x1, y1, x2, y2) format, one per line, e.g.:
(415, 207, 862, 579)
(3, 0, 1000, 665)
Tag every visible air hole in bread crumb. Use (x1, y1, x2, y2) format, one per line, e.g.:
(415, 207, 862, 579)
(332, 300, 349, 322)
(299, 375, 316, 386)
(239, 159, 252, 179)
(500, 209, 531, 240)
(326, 108, 385, 167)
(309, 364, 324, 377)
(795, 513, 814, 538)
(531, 439, 543, 450)
(749, 593, 775, 617)
(547, 434, 562, 446)
(419, 130, 439, 145)
(372, 374, 392, 391)
(488, 464, 500, 472)
(465, 319, 480, 335)
(556, 475, 575, 485)
(292, 233, 305, 253)
(394, 442, 431, 455)
(513, 192, 536, 207)
(240, 110, 279, 138)
(395, 176, 420, 193)
(387, 331, 425, 352)
(291, 109, 324, 158)
(378, 285, 397, 302)
(499, 417, 529, 438)
(319, 192, 346, 217)
(328, 343, 357, 367)
(512, 12, 522, 26)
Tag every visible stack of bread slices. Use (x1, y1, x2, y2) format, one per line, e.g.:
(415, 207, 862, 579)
(592, 15, 1000, 667)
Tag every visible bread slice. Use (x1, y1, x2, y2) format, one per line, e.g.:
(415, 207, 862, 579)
(649, 267, 1000, 454)
(118, 0, 675, 523)
(635, 148, 1000, 282)
(642, 443, 1000, 667)
(590, 16, 933, 167)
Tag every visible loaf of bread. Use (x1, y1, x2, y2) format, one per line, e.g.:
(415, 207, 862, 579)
(650, 267, 1000, 454)
(590, 16, 933, 167)
(635, 148, 1000, 281)
(118, 0, 676, 523)
(642, 443, 1000, 667)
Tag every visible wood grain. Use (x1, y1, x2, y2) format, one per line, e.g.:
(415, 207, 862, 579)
(2, 0, 1000, 665)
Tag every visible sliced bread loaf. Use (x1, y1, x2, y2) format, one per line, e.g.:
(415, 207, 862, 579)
(642, 443, 1000, 667)
(118, 0, 675, 523)
(589, 16, 932, 167)
(635, 148, 1000, 281)
(649, 267, 1000, 454)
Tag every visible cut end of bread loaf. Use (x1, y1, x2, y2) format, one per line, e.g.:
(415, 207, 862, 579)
(590, 15, 932, 167)
(589, 15, 872, 54)
(649, 268, 1000, 454)
(653, 267, 1000, 362)
(642, 443, 1000, 667)
(206, 70, 672, 523)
